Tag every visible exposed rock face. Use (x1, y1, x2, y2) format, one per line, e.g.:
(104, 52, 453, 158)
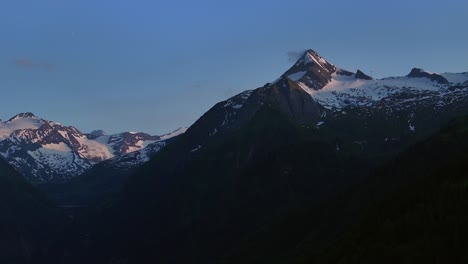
(88, 130, 107, 138)
(355, 69, 373, 80)
(264, 78, 324, 123)
(407, 68, 449, 84)
(282, 49, 336, 91)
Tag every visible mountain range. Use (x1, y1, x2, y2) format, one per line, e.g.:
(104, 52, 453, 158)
(2, 50, 467, 187)
(1, 49, 468, 263)
(0, 113, 186, 183)
(43, 49, 467, 263)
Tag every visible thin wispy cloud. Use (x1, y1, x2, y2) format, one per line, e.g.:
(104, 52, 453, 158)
(14, 59, 55, 71)
(287, 50, 307, 63)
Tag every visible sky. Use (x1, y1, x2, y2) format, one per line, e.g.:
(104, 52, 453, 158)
(1, 0, 467, 135)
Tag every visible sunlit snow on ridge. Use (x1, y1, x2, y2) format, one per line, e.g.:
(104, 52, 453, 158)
(295, 71, 467, 110)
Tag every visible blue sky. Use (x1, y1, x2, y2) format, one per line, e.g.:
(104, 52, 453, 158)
(1, 0, 467, 134)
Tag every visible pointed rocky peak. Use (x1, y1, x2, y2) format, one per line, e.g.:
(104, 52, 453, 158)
(289, 49, 336, 72)
(90, 130, 107, 137)
(355, 69, 373, 80)
(282, 49, 337, 91)
(86, 129, 107, 139)
(407, 68, 427, 77)
(0, 113, 47, 140)
(407, 68, 449, 84)
(6, 112, 40, 122)
(301, 49, 331, 65)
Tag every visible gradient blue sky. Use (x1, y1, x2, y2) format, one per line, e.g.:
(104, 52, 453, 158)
(1, 0, 467, 135)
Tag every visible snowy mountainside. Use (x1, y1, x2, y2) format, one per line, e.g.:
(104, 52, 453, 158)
(159, 127, 188, 140)
(296, 68, 468, 110)
(0, 113, 182, 183)
(276, 50, 468, 112)
(0, 112, 45, 141)
(176, 50, 468, 157)
(107, 127, 188, 169)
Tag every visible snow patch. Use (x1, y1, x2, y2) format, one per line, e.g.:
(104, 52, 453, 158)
(75, 136, 114, 161)
(42, 142, 71, 152)
(288, 71, 307, 81)
(441, 72, 468, 85)
(160, 127, 187, 140)
(209, 128, 218, 136)
(296, 71, 450, 110)
(190, 145, 202, 153)
(0, 117, 45, 140)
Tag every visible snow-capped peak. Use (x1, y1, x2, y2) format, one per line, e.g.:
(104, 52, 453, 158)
(6, 112, 39, 122)
(267, 50, 468, 112)
(0, 113, 45, 141)
(301, 49, 333, 67)
(280, 49, 337, 91)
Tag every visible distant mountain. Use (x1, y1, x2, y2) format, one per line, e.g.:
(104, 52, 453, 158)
(64, 50, 468, 263)
(108, 127, 187, 169)
(41, 127, 187, 206)
(0, 113, 180, 183)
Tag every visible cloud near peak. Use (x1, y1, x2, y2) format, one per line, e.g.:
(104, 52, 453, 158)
(287, 50, 308, 63)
